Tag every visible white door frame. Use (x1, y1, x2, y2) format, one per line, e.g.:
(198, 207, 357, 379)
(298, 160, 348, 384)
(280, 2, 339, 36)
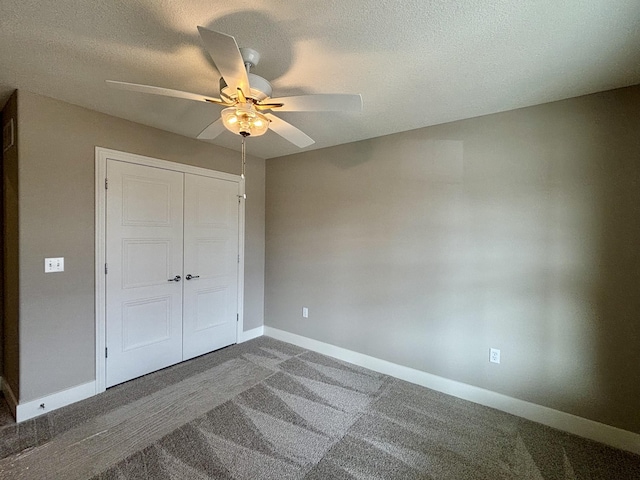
(94, 147, 245, 394)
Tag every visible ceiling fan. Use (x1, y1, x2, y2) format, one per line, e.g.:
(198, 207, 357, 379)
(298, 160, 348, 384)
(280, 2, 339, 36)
(107, 26, 363, 148)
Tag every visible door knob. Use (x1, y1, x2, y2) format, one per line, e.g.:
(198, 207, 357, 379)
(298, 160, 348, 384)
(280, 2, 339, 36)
(186, 274, 200, 280)
(168, 275, 181, 282)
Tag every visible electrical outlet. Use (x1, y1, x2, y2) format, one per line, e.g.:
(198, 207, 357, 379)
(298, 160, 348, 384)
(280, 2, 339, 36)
(490, 348, 501, 364)
(302, 307, 309, 318)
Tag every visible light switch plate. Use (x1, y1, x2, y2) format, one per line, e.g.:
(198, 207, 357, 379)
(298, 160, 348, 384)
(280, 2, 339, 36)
(45, 257, 64, 273)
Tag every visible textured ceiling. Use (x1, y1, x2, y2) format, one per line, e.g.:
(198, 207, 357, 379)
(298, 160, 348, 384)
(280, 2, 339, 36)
(1, 0, 639, 159)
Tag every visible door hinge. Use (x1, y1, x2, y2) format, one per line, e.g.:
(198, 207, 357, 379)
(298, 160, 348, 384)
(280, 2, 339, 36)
(105, 347, 108, 358)
(237, 313, 239, 322)
(105, 178, 108, 189)
(237, 254, 240, 263)
(105, 263, 108, 274)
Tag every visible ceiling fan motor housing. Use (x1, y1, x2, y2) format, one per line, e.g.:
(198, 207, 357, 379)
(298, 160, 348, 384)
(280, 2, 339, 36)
(220, 73, 273, 102)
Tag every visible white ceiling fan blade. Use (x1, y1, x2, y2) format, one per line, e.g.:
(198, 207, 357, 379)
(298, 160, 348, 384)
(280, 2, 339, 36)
(106, 80, 223, 104)
(267, 94, 363, 112)
(265, 113, 315, 148)
(197, 118, 226, 140)
(197, 27, 250, 96)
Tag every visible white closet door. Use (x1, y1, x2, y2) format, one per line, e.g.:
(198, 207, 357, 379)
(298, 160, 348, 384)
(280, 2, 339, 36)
(105, 160, 184, 387)
(182, 173, 239, 360)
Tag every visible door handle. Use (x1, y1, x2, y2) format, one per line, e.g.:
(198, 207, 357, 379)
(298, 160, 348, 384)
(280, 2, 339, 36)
(185, 274, 200, 280)
(168, 275, 181, 282)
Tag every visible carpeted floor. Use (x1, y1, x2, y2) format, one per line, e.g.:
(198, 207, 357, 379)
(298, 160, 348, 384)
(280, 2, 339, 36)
(1, 336, 639, 479)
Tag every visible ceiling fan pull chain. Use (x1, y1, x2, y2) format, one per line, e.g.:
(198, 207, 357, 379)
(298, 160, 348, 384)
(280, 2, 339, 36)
(239, 136, 247, 199)
(241, 136, 246, 180)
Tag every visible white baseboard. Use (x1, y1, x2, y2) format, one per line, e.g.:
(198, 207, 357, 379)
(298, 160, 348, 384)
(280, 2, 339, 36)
(13, 381, 97, 423)
(264, 327, 640, 456)
(238, 326, 264, 343)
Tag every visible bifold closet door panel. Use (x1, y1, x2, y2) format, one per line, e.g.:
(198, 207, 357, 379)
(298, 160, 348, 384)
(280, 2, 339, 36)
(105, 160, 184, 388)
(182, 173, 239, 360)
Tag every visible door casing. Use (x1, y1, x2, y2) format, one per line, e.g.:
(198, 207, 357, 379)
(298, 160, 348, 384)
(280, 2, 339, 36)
(94, 147, 245, 394)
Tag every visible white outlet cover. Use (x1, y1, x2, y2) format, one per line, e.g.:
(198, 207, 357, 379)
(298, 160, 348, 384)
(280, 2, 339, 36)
(302, 307, 309, 318)
(490, 348, 501, 364)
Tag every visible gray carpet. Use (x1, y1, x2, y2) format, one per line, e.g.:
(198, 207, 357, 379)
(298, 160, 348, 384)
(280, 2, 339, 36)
(1, 337, 639, 479)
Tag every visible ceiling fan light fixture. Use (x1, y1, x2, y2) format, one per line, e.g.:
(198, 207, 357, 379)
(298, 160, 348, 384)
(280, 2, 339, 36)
(221, 105, 269, 137)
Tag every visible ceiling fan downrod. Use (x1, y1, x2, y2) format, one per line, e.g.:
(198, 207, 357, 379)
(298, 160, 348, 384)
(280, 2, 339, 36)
(239, 47, 260, 74)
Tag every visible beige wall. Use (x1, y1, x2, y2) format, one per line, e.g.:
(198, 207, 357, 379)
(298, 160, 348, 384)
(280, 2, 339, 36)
(2, 91, 20, 398)
(265, 85, 640, 434)
(17, 91, 265, 402)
